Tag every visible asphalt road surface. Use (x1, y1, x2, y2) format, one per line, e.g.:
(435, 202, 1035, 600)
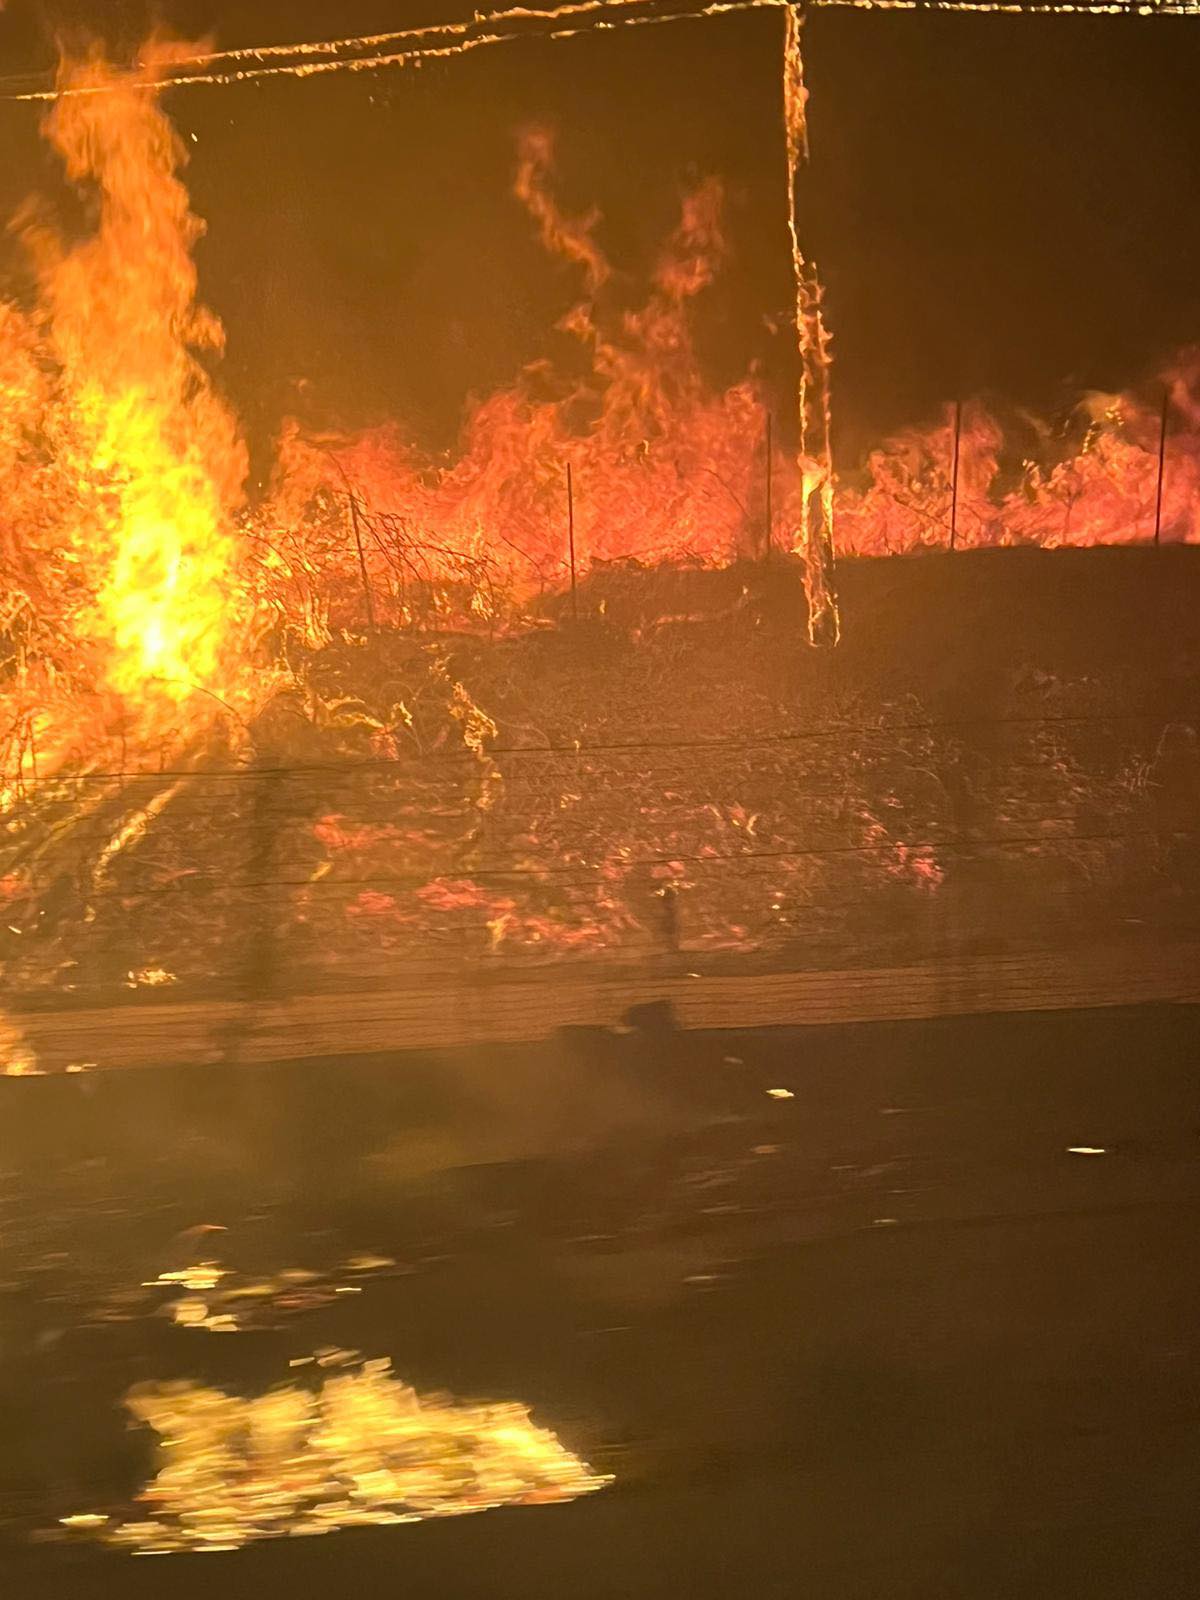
(1, 1004, 1199, 1597)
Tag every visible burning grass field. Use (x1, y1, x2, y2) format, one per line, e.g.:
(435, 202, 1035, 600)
(3, 548, 1198, 1056)
(2, 41, 1200, 1064)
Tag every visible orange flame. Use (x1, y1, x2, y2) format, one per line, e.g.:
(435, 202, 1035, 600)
(4, 26, 1200, 804)
(3, 40, 252, 760)
(836, 364, 1200, 554)
(263, 127, 774, 630)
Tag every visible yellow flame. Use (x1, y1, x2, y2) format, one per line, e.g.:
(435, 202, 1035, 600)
(17, 42, 251, 737)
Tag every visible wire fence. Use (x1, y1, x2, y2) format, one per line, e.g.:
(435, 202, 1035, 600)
(2, 694, 1194, 1014)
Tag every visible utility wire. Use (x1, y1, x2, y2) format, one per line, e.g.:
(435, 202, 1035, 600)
(8, 823, 1185, 903)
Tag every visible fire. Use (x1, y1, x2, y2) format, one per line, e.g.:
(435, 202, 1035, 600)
(1, 28, 1198, 804)
(836, 367, 1200, 555)
(261, 121, 1200, 640)
(1, 40, 253, 771)
(263, 125, 776, 633)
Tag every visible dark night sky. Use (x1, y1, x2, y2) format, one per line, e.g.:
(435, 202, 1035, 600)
(1, 2, 1199, 474)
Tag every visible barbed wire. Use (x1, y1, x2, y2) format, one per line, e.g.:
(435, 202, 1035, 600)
(2, 822, 1180, 903)
(0, 708, 1179, 786)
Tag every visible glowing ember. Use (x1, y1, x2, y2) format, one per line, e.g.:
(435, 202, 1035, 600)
(3, 18, 1192, 808)
(66, 1360, 609, 1554)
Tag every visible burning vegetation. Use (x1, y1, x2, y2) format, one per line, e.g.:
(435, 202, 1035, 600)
(1, 44, 259, 780)
(0, 36, 1198, 1033)
(265, 125, 777, 634)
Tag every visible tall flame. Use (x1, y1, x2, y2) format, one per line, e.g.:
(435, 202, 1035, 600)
(8, 41, 250, 745)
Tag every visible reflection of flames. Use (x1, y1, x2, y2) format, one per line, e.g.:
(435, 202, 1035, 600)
(67, 1360, 609, 1554)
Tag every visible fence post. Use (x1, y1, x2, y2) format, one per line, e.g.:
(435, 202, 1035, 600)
(765, 410, 774, 564)
(348, 490, 375, 629)
(566, 461, 578, 621)
(1154, 388, 1169, 547)
(949, 399, 962, 551)
(222, 762, 284, 1067)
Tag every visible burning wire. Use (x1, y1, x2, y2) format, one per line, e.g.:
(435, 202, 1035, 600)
(1, 0, 1194, 103)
